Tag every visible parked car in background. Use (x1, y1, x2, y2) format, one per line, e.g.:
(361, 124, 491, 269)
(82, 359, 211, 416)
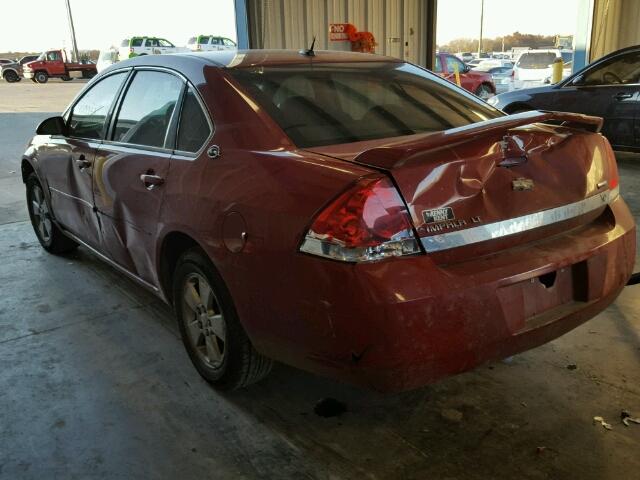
(435, 52, 496, 98)
(23, 50, 634, 393)
(489, 45, 640, 151)
(474, 65, 513, 93)
(456, 52, 474, 62)
(472, 59, 513, 70)
(0, 59, 14, 65)
(512, 49, 573, 89)
(187, 35, 237, 51)
(1, 55, 39, 83)
(467, 59, 484, 68)
(119, 37, 186, 59)
(23, 49, 97, 83)
(97, 47, 119, 72)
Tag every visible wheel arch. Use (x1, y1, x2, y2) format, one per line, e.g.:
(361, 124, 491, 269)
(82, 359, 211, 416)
(21, 158, 36, 183)
(502, 102, 533, 114)
(158, 230, 206, 305)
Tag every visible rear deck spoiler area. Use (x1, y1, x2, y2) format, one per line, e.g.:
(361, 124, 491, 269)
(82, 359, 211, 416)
(352, 110, 604, 170)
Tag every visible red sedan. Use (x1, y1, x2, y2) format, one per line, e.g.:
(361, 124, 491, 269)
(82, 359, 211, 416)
(22, 50, 635, 392)
(435, 52, 496, 99)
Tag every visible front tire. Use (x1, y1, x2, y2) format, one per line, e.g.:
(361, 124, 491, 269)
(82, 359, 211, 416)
(173, 249, 273, 390)
(475, 84, 493, 100)
(26, 173, 77, 254)
(3, 70, 20, 83)
(34, 71, 48, 84)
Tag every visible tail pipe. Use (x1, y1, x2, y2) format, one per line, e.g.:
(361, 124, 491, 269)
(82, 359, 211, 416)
(627, 272, 640, 286)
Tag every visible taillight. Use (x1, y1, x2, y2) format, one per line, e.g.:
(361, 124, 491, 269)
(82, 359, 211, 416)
(299, 176, 421, 262)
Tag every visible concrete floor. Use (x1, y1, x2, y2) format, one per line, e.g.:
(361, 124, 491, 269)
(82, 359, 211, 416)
(1, 81, 639, 479)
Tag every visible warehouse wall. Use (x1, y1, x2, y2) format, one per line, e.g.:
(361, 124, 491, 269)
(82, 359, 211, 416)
(590, 0, 640, 60)
(245, 0, 435, 67)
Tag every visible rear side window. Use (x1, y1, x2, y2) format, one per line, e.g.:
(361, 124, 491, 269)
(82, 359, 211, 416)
(68, 72, 127, 139)
(112, 71, 183, 148)
(177, 87, 211, 152)
(517, 52, 556, 69)
(131, 38, 143, 47)
(199, 36, 212, 45)
(230, 62, 502, 148)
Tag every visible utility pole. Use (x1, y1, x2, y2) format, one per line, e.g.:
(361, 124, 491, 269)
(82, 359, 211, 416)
(478, 0, 485, 56)
(64, 0, 80, 62)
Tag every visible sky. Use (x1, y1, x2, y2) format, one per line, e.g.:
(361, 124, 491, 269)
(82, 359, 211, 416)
(0, 0, 237, 52)
(437, 0, 580, 44)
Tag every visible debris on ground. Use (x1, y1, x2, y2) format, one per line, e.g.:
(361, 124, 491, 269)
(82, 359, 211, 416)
(621, 410, 640, 427)
(536, 446, 547, 455)
(566, 364, 577, 370)
(314, 398, 347, 418)
(593, 416, 613, 430)
(440, 408, 464, 423)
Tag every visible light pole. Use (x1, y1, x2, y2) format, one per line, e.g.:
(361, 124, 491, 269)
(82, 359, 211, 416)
(64, 0, 80, 62)
(478, 0, 485, 56)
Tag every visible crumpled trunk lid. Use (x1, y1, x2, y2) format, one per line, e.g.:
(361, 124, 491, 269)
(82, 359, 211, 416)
(306, 111, 616, 260)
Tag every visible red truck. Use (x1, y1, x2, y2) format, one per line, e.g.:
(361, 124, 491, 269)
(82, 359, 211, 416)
(434, 52, 496, 99)
(23, 49, 97, 83)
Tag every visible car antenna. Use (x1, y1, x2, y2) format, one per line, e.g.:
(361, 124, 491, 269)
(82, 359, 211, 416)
(300, 36, 316, 57)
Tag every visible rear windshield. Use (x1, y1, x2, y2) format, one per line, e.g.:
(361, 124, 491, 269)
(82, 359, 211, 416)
(517, 52, 556, 69)
(229, 62, 502, 148)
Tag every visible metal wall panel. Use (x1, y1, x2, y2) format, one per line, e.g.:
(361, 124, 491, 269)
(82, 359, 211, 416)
(246, 0, 433, 66)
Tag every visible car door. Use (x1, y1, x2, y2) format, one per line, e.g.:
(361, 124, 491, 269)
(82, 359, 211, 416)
(93, 68, 184, 283)
(554, 50, 640, 148)
(38, 71, 128, 248)
(46, 51, 66, 76)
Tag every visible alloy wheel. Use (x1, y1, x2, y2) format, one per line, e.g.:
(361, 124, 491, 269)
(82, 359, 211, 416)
(181, 272, 227, 368)
(30, 185, 52, 243)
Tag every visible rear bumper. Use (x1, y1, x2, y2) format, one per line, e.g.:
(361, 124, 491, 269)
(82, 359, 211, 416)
(253, 196, 635, 392)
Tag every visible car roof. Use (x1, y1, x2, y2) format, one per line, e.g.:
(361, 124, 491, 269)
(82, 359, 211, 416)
(119, 49, 401, 69)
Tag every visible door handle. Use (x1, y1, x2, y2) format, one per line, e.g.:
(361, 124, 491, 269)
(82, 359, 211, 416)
(75, 154, 91, 169)
(140, 173, 164, 190)
(614, 92, 634, 100)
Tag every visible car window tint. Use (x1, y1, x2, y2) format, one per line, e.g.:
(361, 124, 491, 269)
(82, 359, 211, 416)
(131, 38, 143, 47)
(581, 52, 640, 85)
(68, 72, 127, 140)
(112, 71, 183, 148)
(177, 87, 211, 152)
(200, 36, 212, 45)
(517, 52, 556, 69)
(212, 37, 222, 45)
(230, 62, 502, 148)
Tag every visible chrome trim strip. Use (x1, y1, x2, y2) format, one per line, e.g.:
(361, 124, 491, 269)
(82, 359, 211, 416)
(421, 188, 617, 253)
(61, 228, 160, 293)
(49, 187, 93, 209)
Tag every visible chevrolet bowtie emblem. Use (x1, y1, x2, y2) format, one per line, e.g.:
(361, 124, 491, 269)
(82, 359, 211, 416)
(512, 177, 534, 191)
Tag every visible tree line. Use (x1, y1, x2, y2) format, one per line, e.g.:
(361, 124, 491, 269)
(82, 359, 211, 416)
(438, 32, 561, 53)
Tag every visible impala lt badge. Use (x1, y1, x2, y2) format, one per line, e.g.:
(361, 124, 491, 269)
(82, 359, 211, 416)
(512, 177, 535, 191)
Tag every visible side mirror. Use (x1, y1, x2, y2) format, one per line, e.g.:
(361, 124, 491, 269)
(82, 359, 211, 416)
(36, 116, 67, 136)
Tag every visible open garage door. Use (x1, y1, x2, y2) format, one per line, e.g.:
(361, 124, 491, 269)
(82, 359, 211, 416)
(241, 0, 436, 68)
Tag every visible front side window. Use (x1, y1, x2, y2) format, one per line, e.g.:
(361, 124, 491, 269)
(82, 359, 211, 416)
(68, 72, 127, 139)
(177, 87, 211, 152)
(230, 62, 502, 148)
(223, 38, 236, 46)
(112, 70, 183, 149)
(159, 39, 173, 47)
(578, 52, 640, 86)
(46, 51, 60, 61)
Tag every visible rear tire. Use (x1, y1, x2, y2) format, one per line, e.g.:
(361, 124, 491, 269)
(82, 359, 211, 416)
(26, 173, 78, 254)
(3, 70, 20, 83)
(173, 248, 273, 390)
(34, 71, 48, 84)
